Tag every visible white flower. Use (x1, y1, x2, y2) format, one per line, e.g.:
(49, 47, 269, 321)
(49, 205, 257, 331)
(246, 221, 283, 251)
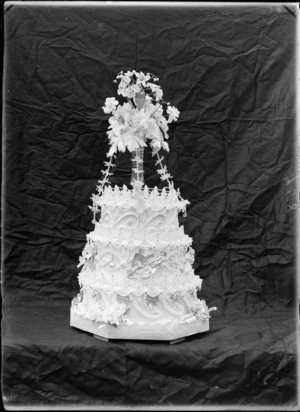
(107, 136, 126, 157)
(118, 87, 133, 98)
(124, 70, 135, 78)
(167, 105, 180, 123)
(123, 130, 147, 152)
(102, 97, 119, 114)
(117, 71, 143, 98)
(109, 102, 133, 127)
(103, 71, 179, 156)
(118, 74, 131, 89)
(101, 302, 127, 325)
(145, 118, 161, 140)
(117, 76, 132, 98)
(150, 140, 162, 153)
(131, 83, 141, 94)
(162, 141, 169, 151)
(136, 72, 151, 87)
(156, 115, 169, 139)
(131, 108, 151, 130)
(148, 83, 163, 101)
(107, 144, 117, 157)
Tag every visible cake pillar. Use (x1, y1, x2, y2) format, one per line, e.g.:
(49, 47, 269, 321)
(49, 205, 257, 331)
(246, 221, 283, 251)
(130, 87, 146, 188)
(130, 147, 145, 187)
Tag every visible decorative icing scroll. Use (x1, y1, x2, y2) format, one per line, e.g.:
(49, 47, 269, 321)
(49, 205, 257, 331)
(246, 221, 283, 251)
(161, 295, 186, 316)
(130, 295, 161, 319)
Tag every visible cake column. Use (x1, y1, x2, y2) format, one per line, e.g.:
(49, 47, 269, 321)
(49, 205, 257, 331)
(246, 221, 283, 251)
(130, 148, 145, 187)
(130, 88, 146, 188)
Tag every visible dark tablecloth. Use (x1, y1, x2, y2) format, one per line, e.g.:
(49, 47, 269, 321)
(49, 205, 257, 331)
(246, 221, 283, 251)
(3, 295, 297, 407)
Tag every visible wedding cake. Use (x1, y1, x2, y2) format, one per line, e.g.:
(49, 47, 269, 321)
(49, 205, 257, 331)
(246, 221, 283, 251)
(70, 70, 216, 342)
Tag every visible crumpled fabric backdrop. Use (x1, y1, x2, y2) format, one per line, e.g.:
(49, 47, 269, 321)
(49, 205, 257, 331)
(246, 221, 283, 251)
(3, 3, 297, 409)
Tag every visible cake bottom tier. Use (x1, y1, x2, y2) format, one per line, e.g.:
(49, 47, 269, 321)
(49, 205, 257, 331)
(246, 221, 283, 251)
(70, 295, 210, 341)
(70, 298, 209, 341)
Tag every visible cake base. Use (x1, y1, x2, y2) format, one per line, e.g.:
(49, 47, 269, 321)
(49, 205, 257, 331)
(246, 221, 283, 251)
(70, 298, 209, 342)
(93, 334, 185, 344)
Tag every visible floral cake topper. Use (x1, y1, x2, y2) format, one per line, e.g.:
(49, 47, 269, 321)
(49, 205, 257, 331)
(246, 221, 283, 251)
(102, 70, 180, 157)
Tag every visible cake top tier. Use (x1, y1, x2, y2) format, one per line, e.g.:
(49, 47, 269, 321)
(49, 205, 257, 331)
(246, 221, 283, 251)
(93, 184, 189, 213)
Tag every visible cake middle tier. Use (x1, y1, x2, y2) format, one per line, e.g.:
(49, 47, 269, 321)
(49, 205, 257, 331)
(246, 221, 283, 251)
(78, 243, 201, 297)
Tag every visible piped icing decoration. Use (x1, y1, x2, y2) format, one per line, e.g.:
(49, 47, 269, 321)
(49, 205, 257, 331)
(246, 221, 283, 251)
(92, 185, 189, 216)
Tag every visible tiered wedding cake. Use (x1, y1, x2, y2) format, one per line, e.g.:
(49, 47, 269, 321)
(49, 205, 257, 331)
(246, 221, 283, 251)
(70, 70, 216, 342)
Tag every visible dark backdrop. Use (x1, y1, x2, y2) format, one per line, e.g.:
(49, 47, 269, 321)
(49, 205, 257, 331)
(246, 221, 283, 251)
(3, 3, 297, 408)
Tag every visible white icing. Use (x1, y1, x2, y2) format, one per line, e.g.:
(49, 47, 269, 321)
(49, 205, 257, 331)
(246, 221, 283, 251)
(93, 184, 189, 214)
(90, 203, 192, 249)
(75, 184, 210, 327)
